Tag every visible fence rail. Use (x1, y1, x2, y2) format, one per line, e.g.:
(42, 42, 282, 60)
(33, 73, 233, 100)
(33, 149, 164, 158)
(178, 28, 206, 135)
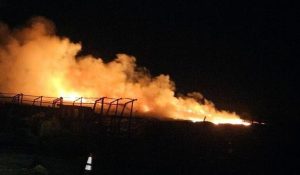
(0, 92, 137, 117)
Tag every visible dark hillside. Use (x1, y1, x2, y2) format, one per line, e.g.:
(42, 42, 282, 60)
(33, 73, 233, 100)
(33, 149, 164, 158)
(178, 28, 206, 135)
(0, 103, 298, 174)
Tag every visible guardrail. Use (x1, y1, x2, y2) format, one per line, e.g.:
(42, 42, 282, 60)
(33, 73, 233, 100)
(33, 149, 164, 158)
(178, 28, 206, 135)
(0, 92, 137, 117)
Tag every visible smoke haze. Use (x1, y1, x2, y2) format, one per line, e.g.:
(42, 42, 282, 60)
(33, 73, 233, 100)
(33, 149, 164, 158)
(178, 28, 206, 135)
(0, 17, 249, 125)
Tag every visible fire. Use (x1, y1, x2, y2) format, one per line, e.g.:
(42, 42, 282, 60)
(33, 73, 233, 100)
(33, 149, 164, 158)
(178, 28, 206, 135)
(59, 91, 81, 102)
(142, 105, 151, 112)
(186, 117, 250, 126)
(0, 17, 251, 125)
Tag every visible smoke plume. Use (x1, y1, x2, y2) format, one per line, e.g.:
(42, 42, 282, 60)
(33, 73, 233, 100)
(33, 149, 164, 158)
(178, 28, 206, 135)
(0, 17, 249, 125)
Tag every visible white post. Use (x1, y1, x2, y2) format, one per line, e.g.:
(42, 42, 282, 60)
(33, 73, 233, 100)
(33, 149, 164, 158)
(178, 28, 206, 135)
(84, 153, 92, 174)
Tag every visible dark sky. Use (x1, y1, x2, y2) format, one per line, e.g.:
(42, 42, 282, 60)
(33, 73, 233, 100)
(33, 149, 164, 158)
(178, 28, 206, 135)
(0, 0, 298, 122)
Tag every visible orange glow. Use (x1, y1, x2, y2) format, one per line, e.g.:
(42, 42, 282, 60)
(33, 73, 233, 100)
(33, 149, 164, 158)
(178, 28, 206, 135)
(0, 17, 251, 126)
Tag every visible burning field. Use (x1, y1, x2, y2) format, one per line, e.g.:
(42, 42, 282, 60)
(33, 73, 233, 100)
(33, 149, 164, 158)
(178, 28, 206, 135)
(0, 16, 298, 175)
(0, 17, 250, 125)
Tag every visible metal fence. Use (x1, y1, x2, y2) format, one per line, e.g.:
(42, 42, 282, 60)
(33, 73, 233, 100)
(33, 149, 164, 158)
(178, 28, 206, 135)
(0, 92, 137, 117)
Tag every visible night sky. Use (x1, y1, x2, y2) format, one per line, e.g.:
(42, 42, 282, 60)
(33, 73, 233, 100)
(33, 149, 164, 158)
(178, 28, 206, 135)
(0, 0, 298, 122)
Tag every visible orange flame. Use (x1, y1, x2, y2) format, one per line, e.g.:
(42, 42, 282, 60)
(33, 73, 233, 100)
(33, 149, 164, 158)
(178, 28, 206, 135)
(0, 17, 250, 126)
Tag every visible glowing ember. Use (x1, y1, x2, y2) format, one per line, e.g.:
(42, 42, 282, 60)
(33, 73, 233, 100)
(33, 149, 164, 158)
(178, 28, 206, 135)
(187, 117, 250, 126)
(0, 17, 251, 125)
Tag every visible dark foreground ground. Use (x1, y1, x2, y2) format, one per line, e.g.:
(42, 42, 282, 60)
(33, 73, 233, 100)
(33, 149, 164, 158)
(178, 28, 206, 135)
(0, 104, 299, 175)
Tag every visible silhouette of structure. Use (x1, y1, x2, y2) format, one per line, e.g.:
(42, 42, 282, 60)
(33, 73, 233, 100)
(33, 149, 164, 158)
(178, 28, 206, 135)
(0, 92, 137, 136)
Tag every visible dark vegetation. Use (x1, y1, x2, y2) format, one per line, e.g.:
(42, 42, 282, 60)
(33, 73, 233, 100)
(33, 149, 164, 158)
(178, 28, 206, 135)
(0, 103, 298, 175)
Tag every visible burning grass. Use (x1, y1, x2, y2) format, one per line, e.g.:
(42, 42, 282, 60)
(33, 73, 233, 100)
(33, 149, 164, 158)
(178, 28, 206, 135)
(0, 17, 251, 125)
